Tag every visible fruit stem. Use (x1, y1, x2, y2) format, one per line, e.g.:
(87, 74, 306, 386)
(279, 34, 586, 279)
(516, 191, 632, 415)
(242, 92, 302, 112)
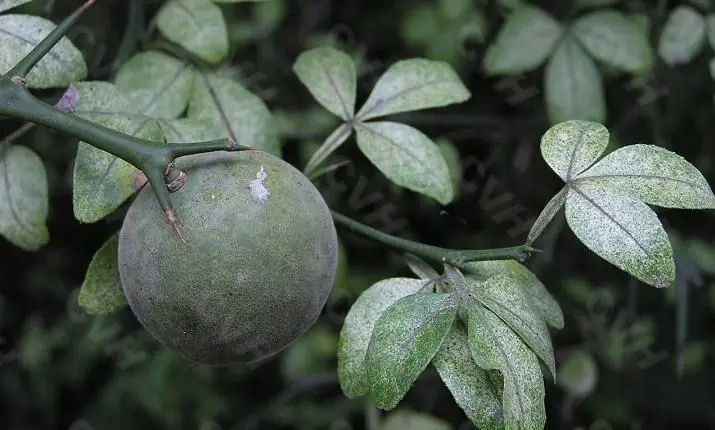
(330, 211, 537, 268)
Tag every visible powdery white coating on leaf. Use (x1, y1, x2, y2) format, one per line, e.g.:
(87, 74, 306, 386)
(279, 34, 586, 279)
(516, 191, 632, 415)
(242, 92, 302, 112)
(482, 5, 562, 76)
(544, 36, 606, 125)
(575, 144, 715, 209)
(364, 292, 458, 409)
(467, 302, 547, 430)
(337, 278, 427, 398)
(431, 325, 505, 430)
(0, 0, 32, 13)
(0, 14, 87, 89)
(114, 50, 195, 119)
(527, 185, 568, 245)
(467, 275, 556, 378)
(78, 233, 128, 315)
(565, 184, 675, 288)
(658, 5, 706, 66)
(462, 260, 564, 330)
(250, 166, 270, 202)
(572, 9, 652, 73)
(0, 145, 49, 251)
(355, 58, 470, 121)
(156, 0, 228, 64)
(293, 47, 357, 120)
(354, 121, 454, 205)
(540, 120, 609, 181)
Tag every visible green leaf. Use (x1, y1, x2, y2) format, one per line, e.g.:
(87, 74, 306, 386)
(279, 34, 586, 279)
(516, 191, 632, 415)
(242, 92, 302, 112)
(431, 324, 505, 430)
(156, 0, 228, 64)
(556, 350, 598, 398)
(565, 183, 675, 288)
(355, 58, 470, 121)
(114, 51, 195, 119)
(539, 119, 610, 181)
(0, 0, 31, 13)
(0, 145, 49, 251)
(364, 292, 458, 409)
(572, 9, 652, 73)
(355, 121, 454, 205)
(158, 118, 226, 143)
(527, 186, 567, 245)
(303, 123, 353, 175)
(71, 82, 164, 223)
(78, 233, 128, 315)
(188, 71, 280, 156)
(482, 5, 562, 76)
(337, 278, 428, 398)
(467, 302, 546, 430)
(544, 36, 606, 125)
(437, 139, 462, 201)
(467, 275, 556, 377)
(462, 260, 564, 330)
(381, 410, 451, 430)
(404, 254, 440, 281)
(0, 14, 87, 88)
(293, 47, 357, 120)
(576, 144, 715, 209)
(658, 5, 706, 66)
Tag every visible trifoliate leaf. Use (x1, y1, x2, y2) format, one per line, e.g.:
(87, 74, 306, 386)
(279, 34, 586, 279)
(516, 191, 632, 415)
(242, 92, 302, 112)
(527, 186, 567, 245)
(565, 183, 675, 288)
(303, 123, 353, 175)
(0, 0, 32, 13)
(71, 82, 164, 223)
(482, 5, 562, 76)
(0, 14, 87, 88)
(539, 119, 610, 181)
(381, 410, 451, 430)
(544, 36, 606, 125)
(156, 0, 228, 64)
(364, 292, 458, 409)
(658, 5, 706, 66)
(78, 233, 128, 315)
(576, 144, 715, 209)
(0, 145, 49, 251)
(466, 275, 556, 377)
(572, 9, 652, 73)
(467, 302, 546, 430)
(432, 325, 504, 430)
(114, 51, 195, 119)
(462, 260, 564, 330)
(355, 58, 470, 121)
(189, 71, 280, 156)
(293, 47, 357, 120)
(354, 121, 454, 205)
(337, 278, 428, 398)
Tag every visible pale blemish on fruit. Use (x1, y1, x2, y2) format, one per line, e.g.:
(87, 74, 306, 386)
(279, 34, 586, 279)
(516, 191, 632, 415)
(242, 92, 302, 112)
(250, 166, 270, 202)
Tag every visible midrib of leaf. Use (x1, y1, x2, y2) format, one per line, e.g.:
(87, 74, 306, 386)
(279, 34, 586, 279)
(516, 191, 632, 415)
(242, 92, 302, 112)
(575, 173, 708, 191)
(565, 126, 588, 180)
(388, 298, 455, 362)
(317, 60, 352, 119)
(569, 184, 649, 254)
(480, 295, 544, 351)
(199, 71, 237, 142)
(355, 122, 436, 178)
(140, 62, 192, 114)
(0, 26, 68, 67)
(480, 310, 527, 421)
(85, 118, 156, 201)
(0, 146, 35, 237)
(357, 79, 458, 120)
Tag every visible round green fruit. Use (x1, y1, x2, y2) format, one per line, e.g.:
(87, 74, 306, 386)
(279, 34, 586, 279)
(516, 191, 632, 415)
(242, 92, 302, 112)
(117, 150, 339, 365)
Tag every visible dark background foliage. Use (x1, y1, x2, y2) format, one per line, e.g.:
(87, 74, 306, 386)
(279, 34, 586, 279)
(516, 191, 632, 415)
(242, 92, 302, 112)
(2, 0, 715, 429)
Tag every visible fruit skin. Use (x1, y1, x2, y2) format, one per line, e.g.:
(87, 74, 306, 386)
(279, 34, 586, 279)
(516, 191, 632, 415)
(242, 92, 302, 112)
(117, 150, 339, 365)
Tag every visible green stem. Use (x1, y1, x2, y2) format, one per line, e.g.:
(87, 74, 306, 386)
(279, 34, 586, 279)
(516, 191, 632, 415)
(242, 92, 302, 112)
(330, 211, 536, 267)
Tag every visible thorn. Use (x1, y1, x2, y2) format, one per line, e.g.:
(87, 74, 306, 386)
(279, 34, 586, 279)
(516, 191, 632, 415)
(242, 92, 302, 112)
(164, 208, 188, 246)
(81, 0, 97, 11)
(226, 137, 254, 151)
